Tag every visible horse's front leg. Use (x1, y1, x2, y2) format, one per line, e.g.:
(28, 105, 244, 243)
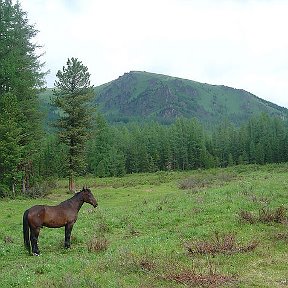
(64, 223, 74, 248)
(30, 227, 40, 256)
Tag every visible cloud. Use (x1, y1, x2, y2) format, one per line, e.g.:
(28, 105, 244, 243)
(20, 0, 288, 108)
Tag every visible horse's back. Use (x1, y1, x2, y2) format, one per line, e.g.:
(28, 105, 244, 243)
(26, 198, 81, 229)
(27, 205, 68, 228)
(42, 205, 69, 228)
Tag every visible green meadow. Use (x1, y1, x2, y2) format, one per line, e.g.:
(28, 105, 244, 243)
(0, 164, 287, 287)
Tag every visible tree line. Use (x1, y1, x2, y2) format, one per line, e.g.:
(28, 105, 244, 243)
(40, 113, 288, 180)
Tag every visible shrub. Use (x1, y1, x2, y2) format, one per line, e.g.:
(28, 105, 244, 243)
(275, 232, 288, 242)
(239, 206, 287, 224)
(87, 235, 109, 252)
(179, 172, 236, 191)
(185, 232, 258, 255)
(25, 180, 56, 198)
(238, 210, 256, 224)
(3, 236, 13, 244)
(179, 176, 212, 190)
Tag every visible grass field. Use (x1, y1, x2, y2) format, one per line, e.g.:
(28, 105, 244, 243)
(0, 164, 288, 287)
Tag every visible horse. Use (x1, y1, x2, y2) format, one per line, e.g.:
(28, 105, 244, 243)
(23, 187, 98, 256)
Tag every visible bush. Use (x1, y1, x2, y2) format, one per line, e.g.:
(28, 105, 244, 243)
(179, 172, 236, 191)
(87, 236, 109, 252)
(25, 180, 56, 198)
(238, 210, 256, 224)
(259, 206, 287, 224)
(239, 206, 287, 224)
(185, 232, 259, 255)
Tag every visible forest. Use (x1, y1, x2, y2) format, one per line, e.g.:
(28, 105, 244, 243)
(41, 113, 288, 179)
(1, 0, 288, 197)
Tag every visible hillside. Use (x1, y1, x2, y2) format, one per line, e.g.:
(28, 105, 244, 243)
(42, 71, 288, 127)
(94, 71, 287, 126)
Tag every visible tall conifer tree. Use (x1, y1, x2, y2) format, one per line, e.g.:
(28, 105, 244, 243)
(53, 58, 94, 191)
(0, 0, 45, 195)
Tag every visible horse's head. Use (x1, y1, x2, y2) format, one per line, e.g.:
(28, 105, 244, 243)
(81, 187, 98, 208)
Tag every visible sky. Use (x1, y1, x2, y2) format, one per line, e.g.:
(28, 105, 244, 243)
(20, 0, 288, 108)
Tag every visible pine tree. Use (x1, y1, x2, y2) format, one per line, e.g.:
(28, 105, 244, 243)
(53, 58, 94, 191)
(0, 93, 22, 196)
(107, 146, 126, 177)
(0, 0, 45, 195)
(40, 135, 68, 178)
(87, 114, 112, 177)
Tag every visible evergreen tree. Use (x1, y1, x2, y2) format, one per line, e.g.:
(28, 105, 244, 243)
(53, 58, 94, 191)
(145, 123, 161, 171)
(158, 126, 172, 170)
(107, 146, 126, 177)
(186, 118, 205, 169)
(0, 93, 22, 196)
(0, 0, 45, 195)
(125, 126, 150, 173)
(212, 120, 237, 167)
(170, 118, 189, 170)
(87, 114, 113, 177)
(40, 135, 68, 178)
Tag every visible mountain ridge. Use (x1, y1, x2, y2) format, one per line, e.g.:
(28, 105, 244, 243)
(93, 71, 287, 126)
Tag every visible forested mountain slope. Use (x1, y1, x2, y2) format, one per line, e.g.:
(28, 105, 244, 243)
(94, 71, 287, 126)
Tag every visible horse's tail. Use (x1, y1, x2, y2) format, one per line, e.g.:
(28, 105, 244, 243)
(23, 209, 31, 254)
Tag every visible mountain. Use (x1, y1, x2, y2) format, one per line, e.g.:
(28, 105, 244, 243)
(42, 71, 288, 128)
(94, 71, 287, 126)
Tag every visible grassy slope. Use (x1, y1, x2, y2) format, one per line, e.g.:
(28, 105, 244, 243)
(94, 71, 287, 126)
(1, 165, 288, 287)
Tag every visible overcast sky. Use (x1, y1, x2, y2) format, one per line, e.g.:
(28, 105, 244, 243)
(20, 0, 288, 108)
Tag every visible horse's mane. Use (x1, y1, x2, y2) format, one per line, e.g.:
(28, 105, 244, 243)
(59, 191, 83, 205)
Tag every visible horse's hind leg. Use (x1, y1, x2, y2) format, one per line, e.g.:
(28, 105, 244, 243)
(64, 223, 74, 248)
(30, 227, 40, 256)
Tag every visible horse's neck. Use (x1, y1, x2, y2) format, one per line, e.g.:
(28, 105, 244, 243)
(63, 193, 84, 212)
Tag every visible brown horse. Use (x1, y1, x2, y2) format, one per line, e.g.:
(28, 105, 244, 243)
(23, 187, 97, 255)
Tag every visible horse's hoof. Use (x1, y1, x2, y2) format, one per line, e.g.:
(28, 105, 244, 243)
(33, 253, 40, 256)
